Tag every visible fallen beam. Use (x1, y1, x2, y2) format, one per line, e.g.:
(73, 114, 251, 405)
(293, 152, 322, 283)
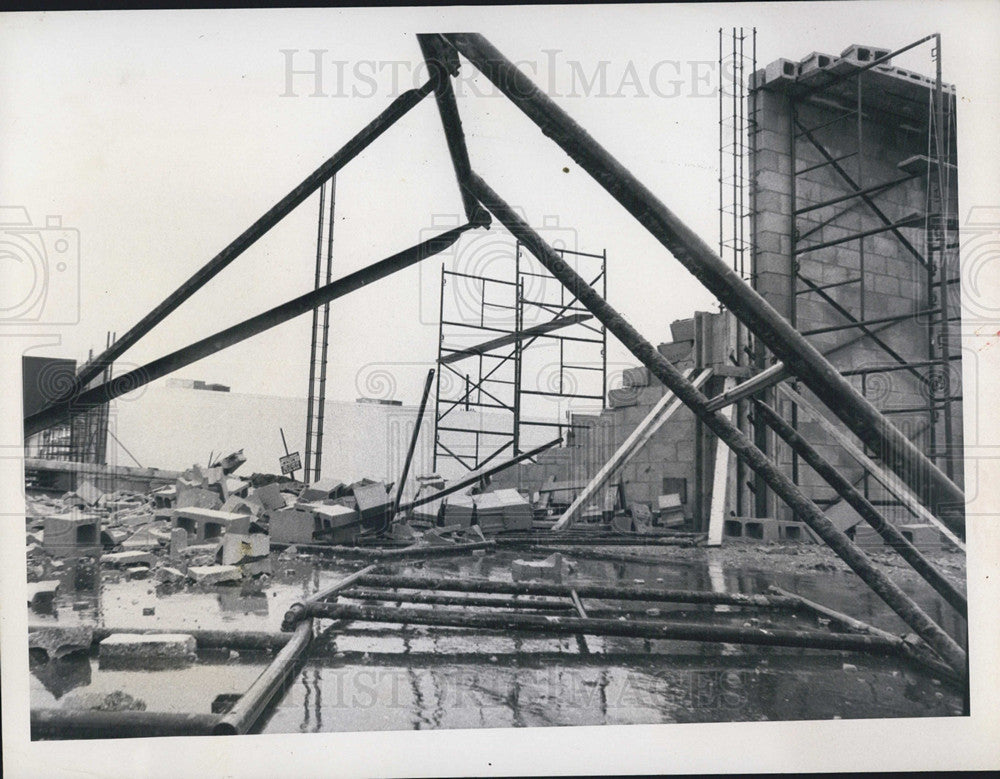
(25, 221, 482, 436)
(391, 368, 435, 514)
(439, 314, 594, 364)
(767, 585, 960, 683)
(281, 563, 380, 631)
(397, 436, 562, 513)
(753, 399, 967, 617)
(462, 172, 966, 677)
(553, 368, 711, 530)
(776, 383, 965, 548)
(442, 33, 964, 525)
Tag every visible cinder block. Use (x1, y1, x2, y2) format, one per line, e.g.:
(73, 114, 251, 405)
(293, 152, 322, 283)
(512, 553, 565, 584)
(27, 580, 60, 611)
(669, 318, 696, 343)
(270, 507, 320, 545)
(254, 482, 286, 511)
(99, 633, 197, 669)
(299, 478, 345, 502)
(622, 366, 650, 388)
(723, 517, 781, 542)
(352, 482, 392, 533)
(42, 513, 101, 556)
(308, 504, 360, 544)
(899, 523, 942, 553)
(172, 507, 251, 543)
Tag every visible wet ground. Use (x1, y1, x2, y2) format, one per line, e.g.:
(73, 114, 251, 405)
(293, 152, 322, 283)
(27, 539, 967, 734)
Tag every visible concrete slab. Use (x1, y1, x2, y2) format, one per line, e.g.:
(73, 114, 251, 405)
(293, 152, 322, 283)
(187, 565, 241, 585)
(220, 532, 270, 565)
(102, 550, 155, 568)
(99, 633, 197, 669)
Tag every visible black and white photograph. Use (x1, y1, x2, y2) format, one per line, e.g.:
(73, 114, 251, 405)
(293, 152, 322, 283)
(2, 2, 998, 776)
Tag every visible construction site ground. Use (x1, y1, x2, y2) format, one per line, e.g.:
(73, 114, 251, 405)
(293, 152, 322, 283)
(28, 538, 966, 732)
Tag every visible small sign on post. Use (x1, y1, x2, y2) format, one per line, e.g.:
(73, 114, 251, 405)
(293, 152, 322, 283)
(279, 451, 301, 476)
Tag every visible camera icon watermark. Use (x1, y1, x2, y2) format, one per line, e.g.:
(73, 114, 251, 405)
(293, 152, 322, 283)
(0, 206, 80, 325)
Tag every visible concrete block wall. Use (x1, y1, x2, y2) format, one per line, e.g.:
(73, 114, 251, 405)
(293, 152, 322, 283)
(490, 312, 737, 525)
(749, 47, 963, 524)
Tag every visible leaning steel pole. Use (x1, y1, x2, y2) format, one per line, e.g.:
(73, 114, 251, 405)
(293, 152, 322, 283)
(464, 172, 966, 677)
(441, 34, 965, 534)
(24, 221, 483, 435)
(38, 79, 438, 412)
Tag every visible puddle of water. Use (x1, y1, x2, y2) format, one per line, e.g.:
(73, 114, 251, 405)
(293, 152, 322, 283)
(28, 546, 967, 734)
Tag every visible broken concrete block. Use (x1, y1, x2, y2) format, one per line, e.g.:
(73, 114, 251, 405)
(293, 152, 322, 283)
(180, 542, 222, 558)
(169, 527, 188, 557)
(669, 318, 695, 343)
(121, 526, 162, 550)
(27, 580, 60, 610)
(352, 482, 392, 533)
(29, 625, 93, 659)
(254, 482, 286, 511)
(75, 480, 105, 506)
(220, 532, 270, 565)
(175, 483, 222, 510)
(99, 633, 197, 669)
(389, 522, 418, 541)
(899, 523, 942, 553)
(442, 494, 475, 528)
(126, 566, 150, 580)
(239, 558, 273, 577)
(416, 528, 455, 547)
(187, 565, 241, 585)
(102, 550, 155, 568)
(512, 553, 565, 584)
(217, 449, 247, 475)
(102, 528, 129, 547)
(270, 507, 319, 545)
(155, 566, 187, 584)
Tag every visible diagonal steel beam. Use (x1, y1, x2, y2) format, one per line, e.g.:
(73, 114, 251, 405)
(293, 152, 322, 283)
(441, 34, 964, 523)
(464, 170, 965, 676)
(39, 79, 438, 412)
(24, 222, 482, 437)
(418, 33, 487, 224)
(753, 398, 966, 616)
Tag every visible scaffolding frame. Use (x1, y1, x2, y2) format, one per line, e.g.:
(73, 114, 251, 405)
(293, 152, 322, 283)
(432, 243, 608, 474)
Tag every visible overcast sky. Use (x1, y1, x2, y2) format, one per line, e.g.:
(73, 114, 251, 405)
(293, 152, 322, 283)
(3, 2, 998, 412)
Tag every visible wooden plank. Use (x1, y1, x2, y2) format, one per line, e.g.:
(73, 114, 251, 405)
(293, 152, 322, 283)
(777, 384, 965, 551)
(706, 377, 737, 546)
(553, 368, 712, 530)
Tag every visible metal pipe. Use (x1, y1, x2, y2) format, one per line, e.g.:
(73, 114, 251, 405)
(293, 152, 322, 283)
(398, 436, 562, 512)
(306, 601, 913, 657)
(214, 618, 313, 735)
(441, 33, 964, 524)
(282, 563, 381, 631)
(31, 709, 219, 740)
(25, 221, 482, 437)
(392, 368, 435, 515)
(347, 573, 804, 609)
(753, 399, 967, 616)
(43, 80, 437, 406)
(462, 171, 966, 676)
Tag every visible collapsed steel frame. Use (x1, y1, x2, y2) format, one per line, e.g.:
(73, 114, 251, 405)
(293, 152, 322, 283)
(23, 33, 969, 724)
